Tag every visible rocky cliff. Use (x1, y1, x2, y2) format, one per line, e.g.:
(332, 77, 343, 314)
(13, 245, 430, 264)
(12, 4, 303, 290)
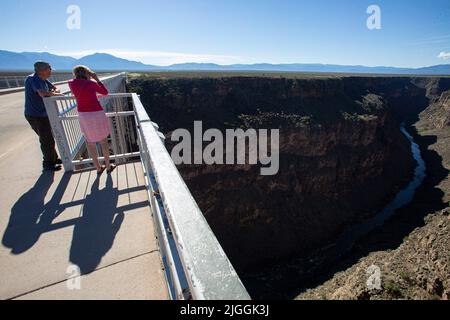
(127, 75, 428, 272)
(128, 74, 449, 299)
(296, 78, 450, 300)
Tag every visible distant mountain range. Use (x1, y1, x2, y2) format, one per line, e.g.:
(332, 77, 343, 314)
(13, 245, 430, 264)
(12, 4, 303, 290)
(1, 50, 449, 75)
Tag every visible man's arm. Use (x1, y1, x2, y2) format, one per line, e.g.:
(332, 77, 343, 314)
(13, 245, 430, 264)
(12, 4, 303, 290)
(28, 77, 62, 97)
(37, 89, 63, 97)
(46, 80, 60, 93)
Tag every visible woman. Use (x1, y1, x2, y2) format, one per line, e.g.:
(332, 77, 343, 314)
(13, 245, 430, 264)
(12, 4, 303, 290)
(69, 65, 115, 175)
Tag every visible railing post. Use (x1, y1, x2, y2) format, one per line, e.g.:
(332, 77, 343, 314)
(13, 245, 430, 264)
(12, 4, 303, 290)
(44, 98, 74, 171)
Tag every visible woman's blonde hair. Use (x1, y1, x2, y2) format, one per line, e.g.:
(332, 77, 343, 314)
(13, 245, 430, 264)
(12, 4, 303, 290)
(73, 65, 93, 80)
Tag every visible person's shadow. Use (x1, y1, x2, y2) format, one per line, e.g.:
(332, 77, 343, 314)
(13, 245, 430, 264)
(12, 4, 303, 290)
(69, 174, 124, 274)
(2, 172, 69, 254)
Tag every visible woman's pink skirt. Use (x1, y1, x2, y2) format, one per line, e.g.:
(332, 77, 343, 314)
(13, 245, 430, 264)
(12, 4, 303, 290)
(78, 110, 111, 143)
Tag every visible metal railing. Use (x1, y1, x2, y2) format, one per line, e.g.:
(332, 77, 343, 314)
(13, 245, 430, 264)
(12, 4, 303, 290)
(45, 93, 140, 170)
(0, 73, 113, 90)
(44, 74, 132, 170)
(43, 74, 250, 300)
(133, 94, 250, 300)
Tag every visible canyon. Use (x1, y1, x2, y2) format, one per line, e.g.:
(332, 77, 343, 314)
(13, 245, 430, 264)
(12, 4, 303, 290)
(127, 74, 450, 299)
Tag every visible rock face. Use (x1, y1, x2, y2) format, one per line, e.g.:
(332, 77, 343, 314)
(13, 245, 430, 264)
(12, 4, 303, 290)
(420, 89, 450, 129)
(127, 75, 439, 274)
(297, 210, 450, 300)
(296, 78, 450, 300)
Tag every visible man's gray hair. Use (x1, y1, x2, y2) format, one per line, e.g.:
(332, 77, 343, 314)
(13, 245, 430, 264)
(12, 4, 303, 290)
(34, 61, 51, 73)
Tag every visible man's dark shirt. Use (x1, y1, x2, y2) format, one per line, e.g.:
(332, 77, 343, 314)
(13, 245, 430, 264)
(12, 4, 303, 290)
(24, 74, 55, 118)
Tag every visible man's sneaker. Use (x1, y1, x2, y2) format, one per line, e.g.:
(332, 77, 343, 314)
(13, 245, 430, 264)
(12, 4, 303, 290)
(43, 164, 62, 172)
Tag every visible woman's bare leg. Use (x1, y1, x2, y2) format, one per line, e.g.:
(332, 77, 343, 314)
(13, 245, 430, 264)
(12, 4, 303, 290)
(87, 142, 102, 172)
(100, 138, 111, 170)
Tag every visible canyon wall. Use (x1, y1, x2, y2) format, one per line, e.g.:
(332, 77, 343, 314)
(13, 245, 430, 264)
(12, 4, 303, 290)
(297, 78, 450, 300)
(128, 75, 436, 273)
(414, 78, 450, 129)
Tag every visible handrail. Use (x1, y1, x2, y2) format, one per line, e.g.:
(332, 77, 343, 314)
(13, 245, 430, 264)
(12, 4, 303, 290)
(43, 74, 131, 170)
(0, 72, 115, 90)
(132, 93, 250, 300)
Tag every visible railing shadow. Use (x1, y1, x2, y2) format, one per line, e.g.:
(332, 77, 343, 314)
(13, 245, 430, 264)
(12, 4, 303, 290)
(2, 164, 149, 277)
(69, 174, 124, 275)
(2, 172, 71, 254)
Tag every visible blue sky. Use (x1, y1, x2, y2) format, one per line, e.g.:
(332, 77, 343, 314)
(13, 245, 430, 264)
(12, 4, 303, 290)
(1, 0, 449, 67)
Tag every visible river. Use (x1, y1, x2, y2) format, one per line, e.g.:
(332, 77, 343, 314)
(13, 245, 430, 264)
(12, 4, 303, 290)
(243, 124, 427, 299)
(333, 124, 426, 255)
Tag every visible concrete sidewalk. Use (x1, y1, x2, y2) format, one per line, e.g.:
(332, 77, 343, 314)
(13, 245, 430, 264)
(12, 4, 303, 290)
(0, 82, 169, 300)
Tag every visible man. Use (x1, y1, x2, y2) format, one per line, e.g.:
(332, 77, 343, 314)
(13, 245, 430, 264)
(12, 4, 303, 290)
(24, 61, 63, 171)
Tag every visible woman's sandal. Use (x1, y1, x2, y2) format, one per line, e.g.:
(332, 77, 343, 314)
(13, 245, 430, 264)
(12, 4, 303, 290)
(107, 164, 116, 174)
(97, 166, 106, 175)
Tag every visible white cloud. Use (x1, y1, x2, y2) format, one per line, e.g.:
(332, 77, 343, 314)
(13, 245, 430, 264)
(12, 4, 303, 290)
(54, 49, 247, 66)
(438, 51, 450, 60)
(409, 34, 450, 46)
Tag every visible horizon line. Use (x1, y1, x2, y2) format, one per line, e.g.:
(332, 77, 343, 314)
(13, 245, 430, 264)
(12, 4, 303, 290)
(2, 49, 450, 70)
